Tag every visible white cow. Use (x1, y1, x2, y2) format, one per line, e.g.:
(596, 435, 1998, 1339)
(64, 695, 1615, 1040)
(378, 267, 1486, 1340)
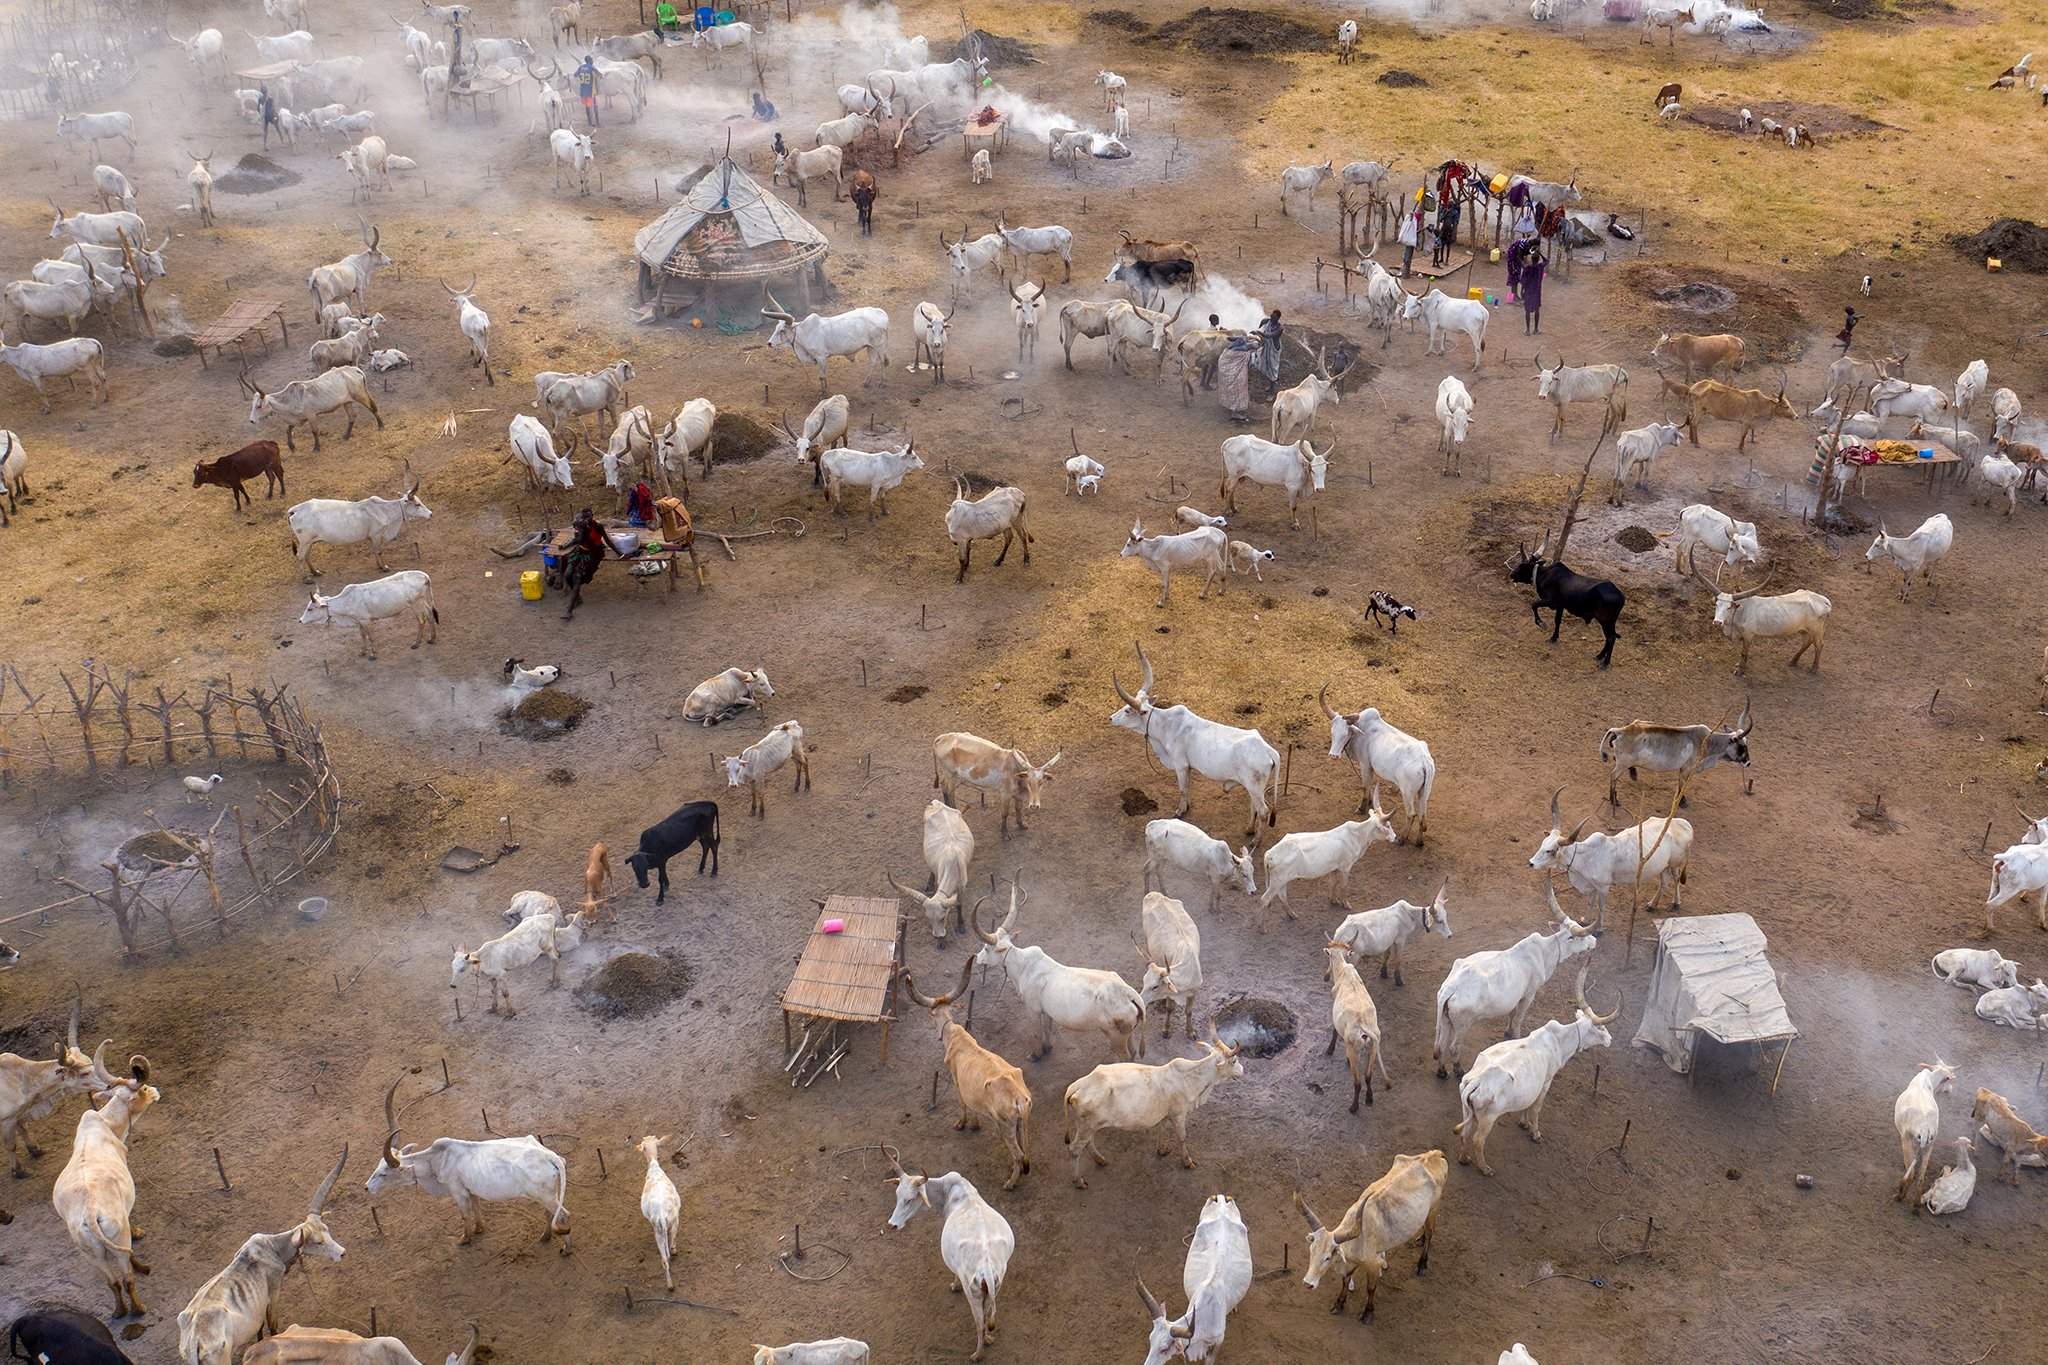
(365, 1081, 571, 1250)
(1432, 883, 1597, 1077)
(752, 1343, 869, 1365)
(683, 666, 773, 727)
(1533, 357, 1628, 438)
(1610, 421, 1683, 503)
(1142, 818, 1255, 912)
(635, 1135, 681, 1289)
(1138, 1195, 1252, 1365)
(890, 798, 975, 943)
(1259, 807, 1398, 917)
(719, 719, 811, 817)
(1136, 892, 1203, 1041)
(996, 218, 1074, 282)
(1893, 1061, 1957, 1202)
(1931, 947, 2020, 992)
(287, 479, 432, 578)
(972, 881, 1146, 1061)
(51, 1072, 159, 1316)
(1988, 841, 2048, 931)
(506, 414, 572, 491)
(1331, 881, 1452, 987)
(1120, 521, 1228, 608)
(1279, 159, 1334, 214)
(1528, 787, 1692, 926)
(1109, 644, 1278, 837)
(1687, 562, 1832, 675)
(1217, 434, 1331, 529)
(1323, 943, 1392, 1113)
(296, 569, 437, 658)
(1061, 1040, 1244, 1185)
(884, 1160, 1013, 1362)
(1437, 374, 1474, 474)
(1869, 378, 1950, 423)
(1400, 286, 1487, 369)
(820, 442, 924, 519)
(1864, 513, 1953, 601)
(449, 908, 589, 1015)
(1453, 965, 1619, 1175)
(1976, 979, 2048, 1030)
(1666, 503, 1762, 570)
(1321, 686, 1437, 844)
(763, 294, 890, 391)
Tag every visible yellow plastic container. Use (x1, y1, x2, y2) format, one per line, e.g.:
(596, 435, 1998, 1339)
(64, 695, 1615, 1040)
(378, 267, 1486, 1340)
(1489, 173, 1509, 195)
(1987, 257, 2002, 272)
(1467, 286, 1486, 302)
(520, 570, 543, 601)
(1489, 247, 1502, 263)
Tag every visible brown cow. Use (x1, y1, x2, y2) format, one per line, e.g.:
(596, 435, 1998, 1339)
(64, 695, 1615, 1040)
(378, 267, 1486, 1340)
(193, 440, 284, 511)
(1684, 377, 1797, 451)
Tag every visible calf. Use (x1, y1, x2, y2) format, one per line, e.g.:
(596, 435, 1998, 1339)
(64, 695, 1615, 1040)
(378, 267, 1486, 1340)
(624, 800, 720, 903)
(1323, 944, 1392, 1113)
(1893, 1061, 1956, 1201)
(1972, 1087, 2048, 1185)
(635, 1136, 681, 1290)
(1228, 539, 1275, 581)
(192, 441, 284, 512)
(1364, 590, 1418, 635)
(720, 719, 810, 817)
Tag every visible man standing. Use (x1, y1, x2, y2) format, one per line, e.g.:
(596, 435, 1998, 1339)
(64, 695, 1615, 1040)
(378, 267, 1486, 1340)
(577, 53, 599, 128)
(1256, 308, 1283, 383)
(258, 82, 282, 149)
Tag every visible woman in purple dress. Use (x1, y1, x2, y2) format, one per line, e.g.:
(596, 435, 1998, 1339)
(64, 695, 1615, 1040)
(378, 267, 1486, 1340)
(1521, 249, 1547, 335)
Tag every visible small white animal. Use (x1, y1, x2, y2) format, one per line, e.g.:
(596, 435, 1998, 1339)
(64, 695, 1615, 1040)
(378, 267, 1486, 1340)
(1758, 116, 1780, 136)
(1658, 101, 1682, 121)
(368, 348, 413, 371)
(1227, 540, 1275, 580)
(503, 658, 561, 689)
(1860, 274, 1872, 297)
(1113, 102, 1129, 139)
(1073, 472, 1101, 495)
(1738, 107, 1753, 130)
(1932, 947, 2021, 992)
(183, 773, 224, 802)
(1063, 452, 1104, 494)
(971, 147, 992, 185)
(1920, 1137, 1977, 1215)
(1174, 504, 1227, 531)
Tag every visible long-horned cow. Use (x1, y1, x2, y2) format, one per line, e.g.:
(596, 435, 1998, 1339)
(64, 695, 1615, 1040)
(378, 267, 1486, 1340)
(176, 1148, 351, 1365)
(932, 731, 1060, 835)
(1688, 558, 1830, 675)
(51, 1059, 158, 1315)
(2, 991, 110, 1176)
(762, 293, 890, 391)
(1294, 1151, 1448, 1323)
(365, 1078, 572, 1252)
(1062, 1038, 1244, 1188)
(1432, 882, 1597, 1076)
(1321, 684, 1437, 844)
(1109, 643, 1278, 838)
(883, 1157, 1012, 1363)
(971, 881, 1147, 1061)
(902, 958, 1033, 1190)
(1528, 787, 1692, 926)
(1453, 965, 1619, 1175)
(890, 798, 976, 943)
(1137, 1195, 1252, 1365)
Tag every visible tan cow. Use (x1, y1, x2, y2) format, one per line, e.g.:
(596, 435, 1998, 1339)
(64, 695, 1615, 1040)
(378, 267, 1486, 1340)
(903, 959, 1033, 1190)
(244, 1323, 478, 1365)
(1683, 377, 1797, 451)
(1061, 1040, 1244, 1188)
(1649, 331, 1744, 382)
(1295, 1150, 1449, 1323)
(52, 1061, 159, 1316)
(932, 731, 1061, 834)
(1971, 1087, 2048, 1185)
(1324, 943, 1392, 1114)
(1, 991, 105, 1175)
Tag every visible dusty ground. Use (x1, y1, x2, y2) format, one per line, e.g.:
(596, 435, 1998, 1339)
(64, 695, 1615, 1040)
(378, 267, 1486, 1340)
(3, 0, 2048, 1362)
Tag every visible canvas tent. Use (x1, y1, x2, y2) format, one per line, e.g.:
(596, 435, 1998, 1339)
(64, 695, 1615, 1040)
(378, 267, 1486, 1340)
(633, 156, 829, 321)
(1632, 913, 1797, 1090)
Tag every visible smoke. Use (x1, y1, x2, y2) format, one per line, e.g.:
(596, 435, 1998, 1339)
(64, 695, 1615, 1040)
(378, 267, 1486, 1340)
(1182, 274, 1268, 330)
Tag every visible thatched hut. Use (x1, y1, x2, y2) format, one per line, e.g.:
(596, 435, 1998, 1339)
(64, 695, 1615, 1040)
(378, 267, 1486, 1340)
(634, 156, 829, 326)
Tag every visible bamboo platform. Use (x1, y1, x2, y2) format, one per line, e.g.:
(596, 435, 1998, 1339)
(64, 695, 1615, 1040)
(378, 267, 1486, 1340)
(780, 895, 905, 1072)
(190, 296, 289, 369)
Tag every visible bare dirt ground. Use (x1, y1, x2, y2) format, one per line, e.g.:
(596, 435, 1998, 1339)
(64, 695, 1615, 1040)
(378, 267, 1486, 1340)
(4, 1, 2048, 1362)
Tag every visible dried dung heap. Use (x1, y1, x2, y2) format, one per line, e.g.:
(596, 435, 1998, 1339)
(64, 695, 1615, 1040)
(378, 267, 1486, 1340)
(578, 951, 693, 1019)
(215, 154, 301, 194)
(1952, 219, 2048, 273)
(500, 690, 590, 740)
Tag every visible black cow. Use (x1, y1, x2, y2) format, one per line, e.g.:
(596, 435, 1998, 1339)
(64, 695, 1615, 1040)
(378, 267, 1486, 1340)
(849, 171, 877, 236)
(9, 1307, 135, 1365)
(1106, 257, 1196, 309)
(1508, 540, 1624, 668)
(624, 800, 720, 903)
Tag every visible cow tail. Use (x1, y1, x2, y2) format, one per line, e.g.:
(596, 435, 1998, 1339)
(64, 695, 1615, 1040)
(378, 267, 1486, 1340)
(1433, 993, 1454, 1063)
(1598, 728, 1618, 763)
(551, 1155, 571, 1232)
(1062, 1090, 1077, 1145)
(1613, 372, 1628, 424)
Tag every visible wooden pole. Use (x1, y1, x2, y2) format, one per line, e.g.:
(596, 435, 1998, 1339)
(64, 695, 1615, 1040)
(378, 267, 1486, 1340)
(213, 1146, 231, 1190)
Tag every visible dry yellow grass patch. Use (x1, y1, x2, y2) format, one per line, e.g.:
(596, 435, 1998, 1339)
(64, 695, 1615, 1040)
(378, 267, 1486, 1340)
(1251, 14, 2045, 261)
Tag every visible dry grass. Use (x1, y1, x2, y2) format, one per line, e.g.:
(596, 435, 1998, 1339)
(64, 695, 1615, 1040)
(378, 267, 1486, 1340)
(1249, 14, 2047, 260)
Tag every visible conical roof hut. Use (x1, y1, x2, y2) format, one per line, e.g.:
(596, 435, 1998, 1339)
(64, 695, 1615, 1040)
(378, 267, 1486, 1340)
(634, 157, 829, 318)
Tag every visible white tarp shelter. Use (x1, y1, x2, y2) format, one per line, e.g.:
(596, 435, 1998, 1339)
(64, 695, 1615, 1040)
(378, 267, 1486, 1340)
(1632, 913, 1797, 1090)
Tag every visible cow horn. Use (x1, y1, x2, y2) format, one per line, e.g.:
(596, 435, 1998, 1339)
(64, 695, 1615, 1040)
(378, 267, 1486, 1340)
(1548, 785, 1563, 829)
(68, 982, 81, 1052)
(899, 968, 940, 1010)
(1167, 297, 1189, 327)
(1685, 547, 1719, 593)
(970, 897, 1000, 945)
(1001, 877, 1022, 934)
(886, 1148, 907, 1178)
(1292, 1190, 1323, 1232)
(1318, 682, 1339, 719)
(931, 956, 974, 1008)
(1111, 669, 1137, 707)
(452, 1325, 479, 1365)
(310, 1143, 348, 1214)
(128, 1054, 150, 1084)
(88, 1038, 116, 1086)
(1565, 815, 1592, 844)
(1137, 1277, 1164, 1321)
(938, 225, 949, 251)
(1133, 641, 1155, 696)
(1733, 696, 1753, 739)
(1730, 565, 1776, 601)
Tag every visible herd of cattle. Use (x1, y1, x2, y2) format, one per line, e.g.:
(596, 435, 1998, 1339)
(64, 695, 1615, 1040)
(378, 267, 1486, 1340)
(6, 3, 2048, 1363)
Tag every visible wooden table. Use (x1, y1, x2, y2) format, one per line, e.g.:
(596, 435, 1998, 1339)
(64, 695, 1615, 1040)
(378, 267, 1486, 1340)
(1819, 438, 1962, 497)
(189, 297, 289, 369)
(780, 895, 905, 1076)
(544, 525, 682, 596)
(962, 112, 1008, 158)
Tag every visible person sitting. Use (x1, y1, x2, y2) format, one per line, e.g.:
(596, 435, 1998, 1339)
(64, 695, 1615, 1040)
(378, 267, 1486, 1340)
(751, 89, 776, 121)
